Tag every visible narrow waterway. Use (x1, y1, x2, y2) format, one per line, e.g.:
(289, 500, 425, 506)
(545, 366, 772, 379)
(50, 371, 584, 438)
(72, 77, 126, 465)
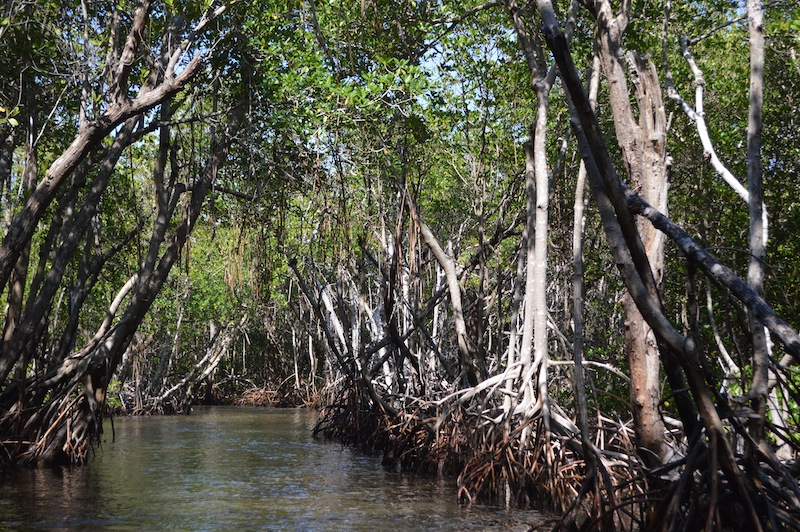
(0, 406, 548, 530)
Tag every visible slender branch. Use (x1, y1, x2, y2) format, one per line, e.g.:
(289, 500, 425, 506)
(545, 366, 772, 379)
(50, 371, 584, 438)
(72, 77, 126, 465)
(113, 0, 151, 103)
(421, 1, 504, 56)
(687, 0, 785, 45)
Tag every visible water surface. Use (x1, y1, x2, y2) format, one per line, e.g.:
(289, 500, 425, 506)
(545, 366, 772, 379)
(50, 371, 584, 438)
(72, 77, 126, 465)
(0, 406, 548, 530)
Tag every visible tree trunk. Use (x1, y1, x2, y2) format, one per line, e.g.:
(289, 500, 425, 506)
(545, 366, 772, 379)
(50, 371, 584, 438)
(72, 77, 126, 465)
(506, 0, 556, 429)
(594, 0, 672, 465)
(2, 72, 36, 346)
(403, 190, 479, 386)
(0, 103, 241, 466)
(540, 17, 798, 526)
(0, 117, 138, 385)
(572, 52, 601, 445)
(0, 1, 206, 292)
(745, 0, 769, 455)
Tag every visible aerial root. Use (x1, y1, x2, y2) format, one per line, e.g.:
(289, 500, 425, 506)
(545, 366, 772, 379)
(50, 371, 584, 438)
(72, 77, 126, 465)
(313, 379, 644, 526)
(313, 378, 800, 529)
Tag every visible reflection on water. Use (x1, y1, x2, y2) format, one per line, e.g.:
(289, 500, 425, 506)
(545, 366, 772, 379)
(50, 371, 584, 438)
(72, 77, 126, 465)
(0, 407, 547, 530)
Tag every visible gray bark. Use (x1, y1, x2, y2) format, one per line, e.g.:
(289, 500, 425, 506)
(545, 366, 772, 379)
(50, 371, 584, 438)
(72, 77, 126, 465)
(745, 0, 769, 452)
(572, 53, 601, 445)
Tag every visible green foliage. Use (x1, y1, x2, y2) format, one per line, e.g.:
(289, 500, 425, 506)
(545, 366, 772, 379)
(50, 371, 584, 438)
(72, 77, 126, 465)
(2, 0, 799, 432)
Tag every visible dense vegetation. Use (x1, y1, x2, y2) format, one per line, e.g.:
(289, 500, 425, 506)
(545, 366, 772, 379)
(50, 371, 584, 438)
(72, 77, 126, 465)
(1, 0, 799, 528)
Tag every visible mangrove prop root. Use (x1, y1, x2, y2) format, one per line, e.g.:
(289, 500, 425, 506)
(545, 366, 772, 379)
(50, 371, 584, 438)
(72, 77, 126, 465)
(313, 376, 800, 530)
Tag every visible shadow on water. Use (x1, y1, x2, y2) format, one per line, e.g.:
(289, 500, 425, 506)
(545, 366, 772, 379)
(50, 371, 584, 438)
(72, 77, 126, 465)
(0, 406, 550, 530)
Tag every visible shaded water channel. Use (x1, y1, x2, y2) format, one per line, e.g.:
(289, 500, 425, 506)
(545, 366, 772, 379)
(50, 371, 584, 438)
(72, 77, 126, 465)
(1, 406, 548, 530)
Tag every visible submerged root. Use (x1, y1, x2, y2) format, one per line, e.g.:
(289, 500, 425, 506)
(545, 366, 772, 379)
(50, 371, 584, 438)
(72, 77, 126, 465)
(313, 378, 637, 524)
(314, 378, 391, 447)
(647, 435, 800, 531)
(230, 383, 319, 407)
(0, 384, 103, 470)
(232, 387, 279, 406)
(313, 377, 800, 529)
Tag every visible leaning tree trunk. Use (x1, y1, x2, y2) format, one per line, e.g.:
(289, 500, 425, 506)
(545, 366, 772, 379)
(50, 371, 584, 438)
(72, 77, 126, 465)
(0, 2, 205, 292)
(540, 3, 800, 525)
(0, 117, 139, 385)
(150, 316, 249, 413)
(0, 100, 241, 467)
(403, 189, 479, 387)
(572, 52, 601, 448)
(2, 68, 36, 348)
(0, 2, 227, 397)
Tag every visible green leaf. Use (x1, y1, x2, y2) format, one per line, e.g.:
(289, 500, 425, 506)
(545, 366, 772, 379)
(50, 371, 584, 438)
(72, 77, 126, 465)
(7, 117, 18, 127)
